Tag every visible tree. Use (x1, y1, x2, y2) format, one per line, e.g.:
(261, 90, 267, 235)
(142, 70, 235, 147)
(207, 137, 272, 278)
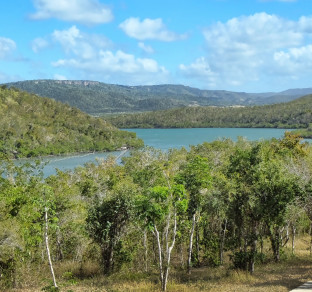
(228, 141, 303, 272)
(136, 181, 188, 291)
(86, 181, 135, 274)
(176, 155, 212, 273)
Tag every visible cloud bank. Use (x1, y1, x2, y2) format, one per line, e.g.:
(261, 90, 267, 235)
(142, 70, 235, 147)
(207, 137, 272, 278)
(180, 13, 312, 90)
(119, 17, 186, 41)
(30, 0, 113, 25)
(50, 26, 169, 84)
(0, 37, 16, 59)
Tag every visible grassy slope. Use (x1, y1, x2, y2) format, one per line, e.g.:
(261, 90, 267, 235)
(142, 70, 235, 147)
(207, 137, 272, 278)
(0, 86, 143, 158)
(106, 94, 312, 129)
(10, 235, 312, 292)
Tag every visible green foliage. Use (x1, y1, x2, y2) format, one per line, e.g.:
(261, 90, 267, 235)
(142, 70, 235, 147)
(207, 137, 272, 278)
(86, 184, 135, 274)
(41, 284, 59, 291)
(176, 155, 212, 216)
(107, 94, 312, 130)
(201, 229, 220, 267)
(0, 86, 143, 158)
(0, 132, 312, 289)
(6, 80, 312, 115)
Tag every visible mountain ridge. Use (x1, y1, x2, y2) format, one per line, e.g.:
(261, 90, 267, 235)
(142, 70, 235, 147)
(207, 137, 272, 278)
(5, 79, 312, 114)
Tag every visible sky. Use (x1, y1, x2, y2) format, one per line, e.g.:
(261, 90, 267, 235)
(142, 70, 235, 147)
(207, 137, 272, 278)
(0, 0, 312, 93)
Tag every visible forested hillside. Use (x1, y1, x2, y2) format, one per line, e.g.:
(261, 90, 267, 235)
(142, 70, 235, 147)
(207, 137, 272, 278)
(5, 80, 312, 114)
(106, 94, 312, 129)
(0, 86, 143, 158)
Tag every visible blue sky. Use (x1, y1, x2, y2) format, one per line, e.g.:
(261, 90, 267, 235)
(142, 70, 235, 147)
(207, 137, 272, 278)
(0, 0, 312, 92)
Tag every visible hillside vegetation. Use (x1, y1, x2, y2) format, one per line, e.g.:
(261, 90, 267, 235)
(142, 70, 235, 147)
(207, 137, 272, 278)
(0, 86, 143, 158)
(106, 94, 312, 129)
(5, 80, 312, 114)
(1, 134, 312, 291)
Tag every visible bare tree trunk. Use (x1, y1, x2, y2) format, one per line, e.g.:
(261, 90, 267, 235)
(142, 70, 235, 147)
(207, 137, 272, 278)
(56, 226, 63, 261)
(187, 213, 196, 274)
(179, 242, 184, 268)
(291, 224, 296, 255)
(195, 223, 200, 267)
(269, 227, 281, 262)
(154, 225, 163, 286)
(281, 225, 289, 247)
(44, 208, 58, 289)
(102, 243, 114, 274)
(310, 222, 312, 256)
(249, 222, 258, 274)
(219, 219, 227, 265)
(143, 230, 148, 272)
(162, 212, 177, 292)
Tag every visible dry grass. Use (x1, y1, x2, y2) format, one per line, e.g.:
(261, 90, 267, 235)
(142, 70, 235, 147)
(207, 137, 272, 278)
(9, 236, 312, 292)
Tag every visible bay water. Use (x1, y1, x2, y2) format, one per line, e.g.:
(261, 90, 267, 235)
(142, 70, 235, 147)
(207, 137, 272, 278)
(25, 128, 292, 177)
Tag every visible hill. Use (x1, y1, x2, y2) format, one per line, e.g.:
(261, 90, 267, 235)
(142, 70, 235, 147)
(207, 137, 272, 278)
(105, 94, 312, 129)
(0, 86, 143, 158)
(5, 80, 312, 114)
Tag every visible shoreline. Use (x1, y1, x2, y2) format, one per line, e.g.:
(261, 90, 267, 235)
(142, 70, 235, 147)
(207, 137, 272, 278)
(5, 147, 131, 162)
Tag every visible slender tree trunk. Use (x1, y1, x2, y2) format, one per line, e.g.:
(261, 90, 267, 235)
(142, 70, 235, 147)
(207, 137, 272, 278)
(195, 222, 200, 267)
(154, 225, 164, 287)
(249, 221, 258, 274)
(243, 237, 248, 271)
(310, 222, 312, 256)
(275, 229, 280, 262)
(162, 212, 177, 292)
(187, 213, 196, 274)
(291, 224, 296, 255)
(179, 242, 184, 268)
(44, 208, 58, 289)
(56, 226, 63, 261)
(269, 227, 280, 262)
(143, 230, 148, 272)
(102, 243, 114, 274)
(219, 219, 227, 265)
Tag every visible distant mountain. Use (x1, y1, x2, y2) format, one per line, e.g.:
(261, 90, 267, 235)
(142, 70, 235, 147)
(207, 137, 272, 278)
(0, 85, 143, 158)
(5, 80, 312, 114)
(106, 94, 312, 129)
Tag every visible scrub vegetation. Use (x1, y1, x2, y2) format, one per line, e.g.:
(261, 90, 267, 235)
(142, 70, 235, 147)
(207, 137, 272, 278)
(0, 86, 143, 158)
(1, 133, 312, 291)
(106, 94, 312, 130)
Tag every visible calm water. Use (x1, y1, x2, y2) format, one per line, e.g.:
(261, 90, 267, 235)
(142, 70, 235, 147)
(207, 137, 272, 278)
(127, 128, 290, 151)
(20, 128, 293, 177)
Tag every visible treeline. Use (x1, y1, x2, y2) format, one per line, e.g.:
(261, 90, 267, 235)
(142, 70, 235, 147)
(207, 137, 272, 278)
(1, 133, 312, 291)
(293, 125, 312, 138)
(7, 80, 311, 115)
(0, 86, 143, 158)
(106, 94, 312, 129)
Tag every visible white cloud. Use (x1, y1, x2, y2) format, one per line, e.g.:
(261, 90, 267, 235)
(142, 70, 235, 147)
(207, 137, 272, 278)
(299, 16, 312, 33)
(119, 17, 187, 41)
(49, 26, 169, 84)
(179, 57, 217, 87)
(52, 49, 169, 84)
(138, 42, 154, 54)
(274, 45, 312, 74)
(30, 0, 113, 25)
(32, 37, 49, 53)
(52, 25, 111, 59)
(0, 37, 16, 59)
(180, 13, 312, 90)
